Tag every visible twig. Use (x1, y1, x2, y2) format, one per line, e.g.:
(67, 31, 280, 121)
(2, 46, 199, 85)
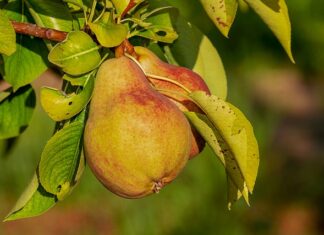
(11, 21, 68, 42)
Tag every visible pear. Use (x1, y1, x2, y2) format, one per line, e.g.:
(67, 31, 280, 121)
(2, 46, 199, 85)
(134, 46, 211, 158)
(84, 56, 191, 198)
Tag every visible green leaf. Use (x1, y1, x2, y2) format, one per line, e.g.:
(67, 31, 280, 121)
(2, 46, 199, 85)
(0, 85, 36, 140)
(199, 0, 238, 37)
(89, 21, 128, 47)
(185, 111, 250, 206)
(134, 11, 178, 43)
(2, 1, 48, 90)
(0, 91, 10, 102)
(40, 77, 94, 121)
(188, 91, 259, 193)
(48, 31, 101, 75)
(0, 10, 16, 56)
(62, 72, 92, 86)
(171, 14, 227, 99)
(227, 175, 243, 210)
(38, 110, 86, 199)
(244, 0, 294, 62)
(112, 0, 144, 17)
(25, 0, 74, 31)
(4, 174, 57, 221)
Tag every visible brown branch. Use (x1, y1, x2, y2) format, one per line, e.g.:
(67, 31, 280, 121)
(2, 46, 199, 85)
(11, 21, 68, 42)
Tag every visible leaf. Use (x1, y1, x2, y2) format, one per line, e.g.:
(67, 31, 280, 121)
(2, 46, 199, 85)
(62, 72, 92, 87)
(134, 11, 178, 43)
(4, 174, 57, 221)
(112, 0, 144, 17)
(2, 1, 48, 90)
(244, 0, 294, 62)
(40, 77, 94, 121)
(0, 10, 16, 56)
(48, 31, 101, 76)
(188, 91, 259, 193)
(227, 175, 243, 210)
(0, 91, 10, 102)
(0, 85, 36, 140)
(199, 0, 238, 37)
(185, 111, 250, 206)
(25, 0, 74, 31)
(170, 14, 227, 99)
(89, 21, 128, 47)
(38, 110, 86, 199)
(192, 36, 227, 99)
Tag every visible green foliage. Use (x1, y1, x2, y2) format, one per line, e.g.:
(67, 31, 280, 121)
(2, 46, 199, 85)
(4, 174, 57, 221)
(185, 91, 259, 208)
(2, 1, 48, 90)
(89, 21, 128, 47)
(0, 10, 16, 56)
(199, 0, 238, 37)
(0, 86, 35, 139)
(48, 31, 101, 75)
(40, 76, 94, 121)
(39, 110, 86, 199)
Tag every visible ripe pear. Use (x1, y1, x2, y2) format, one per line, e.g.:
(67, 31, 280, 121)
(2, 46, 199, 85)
(134, 46, 211, 158)
(84, 56, 191, 198)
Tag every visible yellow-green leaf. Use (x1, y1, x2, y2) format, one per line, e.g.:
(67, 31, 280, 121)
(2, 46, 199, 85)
(4, 174, 56, 221)
(199, 0, 238, 37)
(185, 111, 250, 206)
(89, 22, 128, 47)
(48, 31, 101, 76)
(189, 91, 259, 192)
(40, 77, 94, 121)
(0, 10, 16, 56)
(227, 175, 243, 210)
(39, 110, 86, 196)
(244, 0, 294, 62)
(192, 36, 227, 99)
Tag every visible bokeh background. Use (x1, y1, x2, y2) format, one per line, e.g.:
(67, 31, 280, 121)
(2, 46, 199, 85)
(1, 0, 324, 234)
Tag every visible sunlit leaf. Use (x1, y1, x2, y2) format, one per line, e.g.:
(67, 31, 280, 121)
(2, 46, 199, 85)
(48, 31, 101, 75)
(2, 1, 48, 90)
(188, 91, 259, 193)
(4, 174, 57, 221)
(89, 21, 128, 47)
(133, 12, 178, 43)
(39, 110, 86, 200)
(40, 77, 94, 121)
(227, 175, 242, 210)
(0, 85, 35, 140)
(185, 111, 250, 205)
(112, 0, 144, 17)
(171, 15, 227, 99)
(199, 0, 238, 37)
(25, 0, 74, 31)
(0, 10, 16, 56)
(244, 0, 294, 62)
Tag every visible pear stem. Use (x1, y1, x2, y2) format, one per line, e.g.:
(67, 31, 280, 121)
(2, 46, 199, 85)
(124, 53, 192, 95)
(155, 88, 193, 102)
(146, 74, 192, 94)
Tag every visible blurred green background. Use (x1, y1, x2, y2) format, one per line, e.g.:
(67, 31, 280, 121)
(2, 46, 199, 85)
(1, 0, 324, 234)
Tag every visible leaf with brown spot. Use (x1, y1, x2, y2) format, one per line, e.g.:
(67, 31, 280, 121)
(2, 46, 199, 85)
(199, 0, 238, 37)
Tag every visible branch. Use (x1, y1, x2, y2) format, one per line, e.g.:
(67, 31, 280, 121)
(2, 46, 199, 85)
(11, 21, 68, 42)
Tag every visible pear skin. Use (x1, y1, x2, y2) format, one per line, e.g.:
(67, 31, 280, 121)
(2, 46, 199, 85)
(134, 46, 211, 158)
(84, 56, 191, 198)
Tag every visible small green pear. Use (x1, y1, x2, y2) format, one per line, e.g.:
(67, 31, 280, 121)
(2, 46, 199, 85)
(84, 56, 191, 198)
(134, 46, 211, 158)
